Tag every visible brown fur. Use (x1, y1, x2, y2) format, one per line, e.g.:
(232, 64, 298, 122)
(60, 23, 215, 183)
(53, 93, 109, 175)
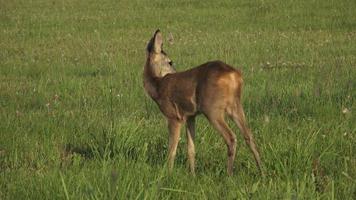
(143, 30, 263, 176)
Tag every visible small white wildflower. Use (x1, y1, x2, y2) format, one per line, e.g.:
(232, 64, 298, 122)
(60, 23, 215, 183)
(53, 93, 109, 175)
(53, 94, 59, 101)
(168, 32, 174, 45)
(264, 115, 270, 123)
(342, 108, 350, 114)
(16, 110, 22, 117)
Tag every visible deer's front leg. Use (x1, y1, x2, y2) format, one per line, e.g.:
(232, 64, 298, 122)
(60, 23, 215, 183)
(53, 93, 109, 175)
(167, 119, 182, 173)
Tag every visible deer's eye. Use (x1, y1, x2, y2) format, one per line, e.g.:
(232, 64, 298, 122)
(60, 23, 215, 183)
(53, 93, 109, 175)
(169, 61, 173, 66)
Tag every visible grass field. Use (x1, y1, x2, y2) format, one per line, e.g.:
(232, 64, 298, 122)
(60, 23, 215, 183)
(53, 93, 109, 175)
(1, 0, 355, 199)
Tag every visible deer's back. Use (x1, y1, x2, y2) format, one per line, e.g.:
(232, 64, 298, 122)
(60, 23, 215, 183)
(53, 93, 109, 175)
(157, 60, 243, 119)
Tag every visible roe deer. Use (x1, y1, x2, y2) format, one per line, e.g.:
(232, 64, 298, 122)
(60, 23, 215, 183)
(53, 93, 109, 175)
(143, 30, 263, 176)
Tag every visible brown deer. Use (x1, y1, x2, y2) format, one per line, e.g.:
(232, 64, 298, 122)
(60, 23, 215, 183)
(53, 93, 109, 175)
(143, 29, 263, 176)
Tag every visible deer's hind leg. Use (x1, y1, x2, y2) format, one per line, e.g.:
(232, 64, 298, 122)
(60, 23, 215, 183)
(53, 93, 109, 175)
(206, 110, 237, 176)
(228, 101, 263, 175)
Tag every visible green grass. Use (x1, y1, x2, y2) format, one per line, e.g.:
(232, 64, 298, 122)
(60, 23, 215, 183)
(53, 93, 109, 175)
(1, 0, 355, 199)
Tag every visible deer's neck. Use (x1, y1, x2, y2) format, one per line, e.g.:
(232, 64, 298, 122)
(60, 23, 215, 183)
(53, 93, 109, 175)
(143, 62, 160, 101)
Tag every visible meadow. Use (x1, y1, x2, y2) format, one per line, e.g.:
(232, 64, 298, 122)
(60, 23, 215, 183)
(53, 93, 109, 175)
(0, 0, 355, 199)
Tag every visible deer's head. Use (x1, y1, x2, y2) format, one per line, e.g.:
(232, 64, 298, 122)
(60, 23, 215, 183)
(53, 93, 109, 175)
(146, 29, 176, 78)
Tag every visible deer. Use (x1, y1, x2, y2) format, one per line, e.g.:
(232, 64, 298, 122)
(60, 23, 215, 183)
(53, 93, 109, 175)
(143, 29, 263, 176)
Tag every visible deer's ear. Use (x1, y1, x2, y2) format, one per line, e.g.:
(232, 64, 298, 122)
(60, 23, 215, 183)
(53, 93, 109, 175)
(153, 29, 163, 53)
